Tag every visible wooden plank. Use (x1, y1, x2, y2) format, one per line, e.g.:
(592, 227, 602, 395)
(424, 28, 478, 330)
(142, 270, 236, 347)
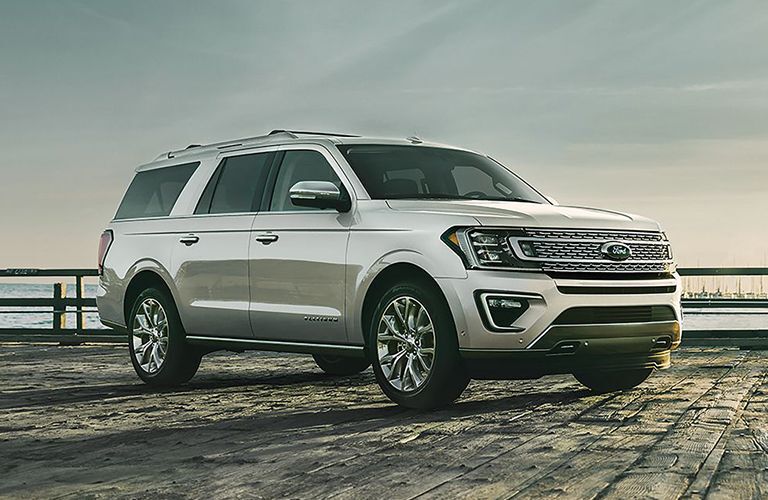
(0, 329, 123, 344)
(0, 334, 125, 343)
(684, 330, 768, 338)
(682, 299, 768, 309)
(52, 283, 65, 331)
(0, 298, 97, 307)
(75, 276, 84, 332)
(678, 267, 768, 276)
(682, 338, 768, 348)
(0, 268, 98, 277)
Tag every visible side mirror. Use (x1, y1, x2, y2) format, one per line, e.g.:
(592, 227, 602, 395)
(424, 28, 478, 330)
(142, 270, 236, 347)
(289, 181, 351, 212)
(544, 195, 559, 205)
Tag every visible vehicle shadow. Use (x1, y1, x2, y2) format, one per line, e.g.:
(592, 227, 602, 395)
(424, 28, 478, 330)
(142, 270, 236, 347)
(1, 369, 590, 431)
(0, 369, 358, 410)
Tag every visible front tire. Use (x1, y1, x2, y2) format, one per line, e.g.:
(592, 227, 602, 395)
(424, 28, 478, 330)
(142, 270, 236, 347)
(368, 281, 469, 409)
(313, 354, 370, 376)
(573, 368, 654, 393)
(128, 287, 201, 386)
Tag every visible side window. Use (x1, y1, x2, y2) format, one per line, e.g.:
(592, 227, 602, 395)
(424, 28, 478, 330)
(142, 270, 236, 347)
(115, 162, 199, 220)
(268, 150, 343, 212)
(195, 153, 272, 214)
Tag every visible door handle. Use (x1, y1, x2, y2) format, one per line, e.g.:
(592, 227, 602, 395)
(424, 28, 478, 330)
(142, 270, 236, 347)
(255, 233, 279, 245)
(179, 234, 200, 246)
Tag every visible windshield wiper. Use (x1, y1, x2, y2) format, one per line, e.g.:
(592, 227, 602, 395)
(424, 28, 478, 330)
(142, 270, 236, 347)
(500, 197, 541, 204)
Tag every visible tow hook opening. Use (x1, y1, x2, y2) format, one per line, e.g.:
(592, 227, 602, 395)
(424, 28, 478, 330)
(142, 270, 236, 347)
(550, 341, 582, 355)
(652, 336, 672, 350)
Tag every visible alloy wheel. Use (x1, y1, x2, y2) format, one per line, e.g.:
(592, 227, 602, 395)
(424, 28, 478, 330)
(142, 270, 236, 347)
(132, 298, 169, 374)
(376, 296, 435, 392)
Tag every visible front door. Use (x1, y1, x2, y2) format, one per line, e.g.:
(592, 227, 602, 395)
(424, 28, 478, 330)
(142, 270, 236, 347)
(249, 146, 353, 344)
(171, 150, 274, 338)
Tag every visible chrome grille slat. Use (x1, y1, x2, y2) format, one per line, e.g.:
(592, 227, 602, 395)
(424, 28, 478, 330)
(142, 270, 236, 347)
(510, 228, 673, 274)
(540, 262, 671, 273)
(525, 229, 662, 242)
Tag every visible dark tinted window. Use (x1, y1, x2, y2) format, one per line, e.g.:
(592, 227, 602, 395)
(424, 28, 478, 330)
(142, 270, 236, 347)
(115, 162, 199, 220)
(269, 150, 343, 212)
(196, 153, 272, 214)
(337, 145, 547, 203)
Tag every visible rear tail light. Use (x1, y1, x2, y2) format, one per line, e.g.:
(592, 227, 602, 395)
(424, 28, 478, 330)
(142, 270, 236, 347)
(97, 230, 113, 275)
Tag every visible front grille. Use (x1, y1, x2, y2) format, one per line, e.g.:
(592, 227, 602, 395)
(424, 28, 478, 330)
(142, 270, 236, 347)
(510, 228, 673, 276)
(530, 241, 670, 261)
(553, 306, 677, 325)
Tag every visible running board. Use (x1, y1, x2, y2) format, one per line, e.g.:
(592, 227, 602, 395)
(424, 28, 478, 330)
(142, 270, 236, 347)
(186, 335, 366, 356)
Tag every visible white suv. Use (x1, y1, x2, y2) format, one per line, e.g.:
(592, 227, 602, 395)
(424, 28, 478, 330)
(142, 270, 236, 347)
(97, 130, 681, 409)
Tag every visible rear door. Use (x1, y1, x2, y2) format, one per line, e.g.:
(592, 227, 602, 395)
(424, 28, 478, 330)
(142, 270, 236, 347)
(170, 149, 276, 338)
(248, 145, 354, 344)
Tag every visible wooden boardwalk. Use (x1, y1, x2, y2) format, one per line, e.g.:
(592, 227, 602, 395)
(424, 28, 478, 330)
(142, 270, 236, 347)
(1, 344, 767, 499)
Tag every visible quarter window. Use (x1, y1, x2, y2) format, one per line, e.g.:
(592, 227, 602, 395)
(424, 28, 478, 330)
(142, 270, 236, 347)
(268, 150, 344, 212)
(196, 153, 272, 214)
(115, 162, 199, 220)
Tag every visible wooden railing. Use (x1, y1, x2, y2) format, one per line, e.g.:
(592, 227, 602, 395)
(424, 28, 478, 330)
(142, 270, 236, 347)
(0, 269, 123, 343)
(678, 267, 768, 347)
(0, 266, 766, 346)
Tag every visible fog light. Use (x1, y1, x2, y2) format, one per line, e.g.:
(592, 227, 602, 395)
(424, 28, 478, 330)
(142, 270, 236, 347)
(483, 295, 530, 329)
(487, 298, 523, 309)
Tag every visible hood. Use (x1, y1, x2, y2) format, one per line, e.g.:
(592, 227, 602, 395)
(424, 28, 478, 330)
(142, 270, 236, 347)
(385, 200, 661, 232)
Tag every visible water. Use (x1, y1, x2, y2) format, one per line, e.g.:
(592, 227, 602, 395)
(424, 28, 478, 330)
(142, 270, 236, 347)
(682, 310, 767, 331)
(0, 284, 765, 331)
(0, 283, 103, 329)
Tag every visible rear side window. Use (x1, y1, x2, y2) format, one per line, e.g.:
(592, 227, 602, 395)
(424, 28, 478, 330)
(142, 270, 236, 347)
(115, 162, 199, 220)
(195, 152, 273, 214)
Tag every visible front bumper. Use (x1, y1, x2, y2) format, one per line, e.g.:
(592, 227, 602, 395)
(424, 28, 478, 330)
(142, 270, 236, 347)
(436, 270, 682, 352)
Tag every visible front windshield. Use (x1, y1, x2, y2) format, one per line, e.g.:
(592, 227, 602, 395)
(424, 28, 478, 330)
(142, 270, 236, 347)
(337, 145, 548, 203)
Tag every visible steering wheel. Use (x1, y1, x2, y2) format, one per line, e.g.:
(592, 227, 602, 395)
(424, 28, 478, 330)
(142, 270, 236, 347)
(463, 191, 486, 199)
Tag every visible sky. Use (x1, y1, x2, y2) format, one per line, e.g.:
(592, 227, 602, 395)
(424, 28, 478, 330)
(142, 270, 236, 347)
(0, 0, 767, 268)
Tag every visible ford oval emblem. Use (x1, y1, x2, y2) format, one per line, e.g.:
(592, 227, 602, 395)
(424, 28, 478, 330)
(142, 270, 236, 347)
(601, 242, 632, 261)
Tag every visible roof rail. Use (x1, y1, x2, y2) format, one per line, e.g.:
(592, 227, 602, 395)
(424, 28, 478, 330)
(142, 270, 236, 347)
(159, 129, 359, 160)
(269, 129, 360, 138)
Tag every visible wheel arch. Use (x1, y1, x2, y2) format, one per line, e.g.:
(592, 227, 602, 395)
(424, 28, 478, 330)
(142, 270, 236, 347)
(359, 262, 456, 352)
(123, 270, 177, 327)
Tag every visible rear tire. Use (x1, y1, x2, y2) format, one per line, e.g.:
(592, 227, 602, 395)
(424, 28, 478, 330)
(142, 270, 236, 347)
(313, 354, 370, 376)
(368, 281, 469, 409)
(573, 368, 653, 393)
(128, 287, 201, 386)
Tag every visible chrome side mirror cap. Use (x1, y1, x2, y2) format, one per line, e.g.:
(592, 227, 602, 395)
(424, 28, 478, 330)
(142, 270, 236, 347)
(289, 181, 351, 212)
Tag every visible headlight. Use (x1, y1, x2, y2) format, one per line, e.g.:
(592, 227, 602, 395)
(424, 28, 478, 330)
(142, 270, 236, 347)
(442, 227, 541, 271)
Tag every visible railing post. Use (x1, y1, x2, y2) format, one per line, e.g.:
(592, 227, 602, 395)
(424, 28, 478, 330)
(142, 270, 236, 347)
(52, 282, 66, 331)
(75, 275, 84, 333)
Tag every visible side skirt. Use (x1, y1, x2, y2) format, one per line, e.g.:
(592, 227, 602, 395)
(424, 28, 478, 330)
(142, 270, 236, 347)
(186, 335, 366, 357)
